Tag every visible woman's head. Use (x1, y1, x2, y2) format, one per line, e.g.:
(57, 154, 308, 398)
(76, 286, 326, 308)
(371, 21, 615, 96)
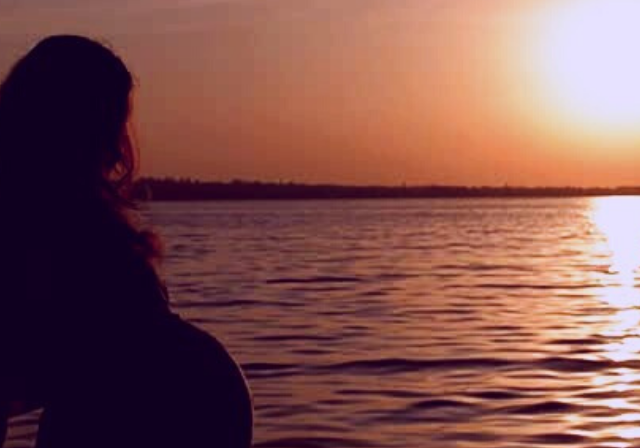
(0, 35, 135, 203)
(0, 35, 161, 267)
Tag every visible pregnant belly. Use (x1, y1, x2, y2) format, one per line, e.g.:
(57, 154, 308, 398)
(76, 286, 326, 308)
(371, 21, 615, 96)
(36, 316, 253, 448)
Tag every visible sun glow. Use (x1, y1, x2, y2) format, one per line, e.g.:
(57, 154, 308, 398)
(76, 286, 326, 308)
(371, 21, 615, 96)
(536, 0, 640, 135)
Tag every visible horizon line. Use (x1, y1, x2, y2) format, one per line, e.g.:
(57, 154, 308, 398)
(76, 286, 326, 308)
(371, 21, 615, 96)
(136, 177, 640, 191)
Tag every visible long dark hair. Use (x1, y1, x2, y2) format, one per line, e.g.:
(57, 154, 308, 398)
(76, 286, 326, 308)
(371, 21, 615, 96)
(0, 35, 160, 271)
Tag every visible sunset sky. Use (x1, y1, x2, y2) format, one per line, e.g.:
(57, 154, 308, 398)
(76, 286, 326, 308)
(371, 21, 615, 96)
(2, 0, 640, 186)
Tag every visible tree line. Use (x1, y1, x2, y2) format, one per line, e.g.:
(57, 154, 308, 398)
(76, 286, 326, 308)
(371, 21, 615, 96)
(131, 177, 640, 201)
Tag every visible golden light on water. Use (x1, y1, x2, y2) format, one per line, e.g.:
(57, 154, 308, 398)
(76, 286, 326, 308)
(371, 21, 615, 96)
(592, 197, 640, 289)
(534, 0, 640, 137)
(619, 427, 640, 441)
(591, 198, 640, 363)
(601, 336, 640, 363)
(584, 198, 640, 444)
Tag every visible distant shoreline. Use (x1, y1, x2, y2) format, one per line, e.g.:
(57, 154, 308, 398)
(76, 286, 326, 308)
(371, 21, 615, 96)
(132, 178, 640, 201)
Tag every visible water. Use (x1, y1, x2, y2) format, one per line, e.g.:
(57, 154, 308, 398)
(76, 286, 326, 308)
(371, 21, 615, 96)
(9, 197, 640, 448)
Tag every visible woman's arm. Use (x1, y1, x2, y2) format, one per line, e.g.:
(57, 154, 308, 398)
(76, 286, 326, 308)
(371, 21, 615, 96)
(0, 398, 44, 448)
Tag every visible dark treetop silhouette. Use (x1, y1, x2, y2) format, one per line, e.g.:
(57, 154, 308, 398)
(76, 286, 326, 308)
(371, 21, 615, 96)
(132, 178, 640, 201)
(0, 36, 252, 448)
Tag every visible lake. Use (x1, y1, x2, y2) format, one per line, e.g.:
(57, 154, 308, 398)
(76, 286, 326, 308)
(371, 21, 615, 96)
(8, 197, 640, 448)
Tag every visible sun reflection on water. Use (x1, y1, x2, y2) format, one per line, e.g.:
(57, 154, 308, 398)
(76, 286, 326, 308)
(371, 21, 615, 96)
(586, 198, 640, 443)
(591, 197, 640, 348)
(591, 197, 640, 291)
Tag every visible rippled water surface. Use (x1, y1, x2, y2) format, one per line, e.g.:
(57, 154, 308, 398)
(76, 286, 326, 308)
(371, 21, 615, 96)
(10, 197, 640, 448)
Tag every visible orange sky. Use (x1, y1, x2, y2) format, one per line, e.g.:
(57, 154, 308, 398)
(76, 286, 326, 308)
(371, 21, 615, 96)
(2, 0, 640, 186)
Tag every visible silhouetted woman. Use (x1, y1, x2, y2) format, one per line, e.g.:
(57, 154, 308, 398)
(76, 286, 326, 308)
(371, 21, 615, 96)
(0, 35, 252, 448)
